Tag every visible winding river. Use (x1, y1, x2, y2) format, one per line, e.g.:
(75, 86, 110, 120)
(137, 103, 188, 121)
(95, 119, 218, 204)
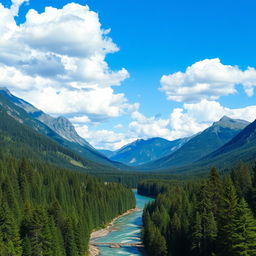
(95, 190, 153, 255)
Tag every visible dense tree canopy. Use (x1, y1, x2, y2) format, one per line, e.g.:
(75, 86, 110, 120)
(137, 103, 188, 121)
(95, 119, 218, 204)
(0, 156, 135, 255)
(139, 162, 256, 256)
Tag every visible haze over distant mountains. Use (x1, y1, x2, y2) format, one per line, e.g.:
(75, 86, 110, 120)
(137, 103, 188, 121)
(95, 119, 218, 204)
(0, 87, 255, 175)
(102, 138, 190, 166)
(140, 116, 250, 170)
(100, 137, 190, 166)
(100, 115, 251, 170)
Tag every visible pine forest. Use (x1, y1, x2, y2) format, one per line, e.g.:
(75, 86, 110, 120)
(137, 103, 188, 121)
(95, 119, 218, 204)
(139, 163, 256, 256)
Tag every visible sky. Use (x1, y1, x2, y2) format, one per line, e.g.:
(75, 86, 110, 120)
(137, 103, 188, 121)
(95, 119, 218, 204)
(0, 0, 256, 150)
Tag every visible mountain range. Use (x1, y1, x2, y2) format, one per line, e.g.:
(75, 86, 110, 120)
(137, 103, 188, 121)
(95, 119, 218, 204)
(198, 118, 256, 166)
(100, 137, 190, 166)
(0, 87, 255, 176)
(139, 116, 250, 170)
(0, 87, 123, 168)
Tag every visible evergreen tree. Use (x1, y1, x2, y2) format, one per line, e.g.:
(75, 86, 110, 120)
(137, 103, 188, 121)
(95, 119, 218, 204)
(231, 162, 252, 199)
(0, 202, 22, 256)
(218, 177, 238, 256)
(251, 162, 256, 215)
(140, 166, 256, 256)
(198, 182, 217, 255)
(204, 211, 217, 254)
(62, 217, 78, 256)
(191, 211, 202, 255)
(150, 225, 167, 256)
(207, 167, 223, 218)
(0, 155, 135, 256)
(48, 217, 65, 256)
(142, 211, 154, 250)
(22, 236, 32, 256)
(232, 198, 256, 256)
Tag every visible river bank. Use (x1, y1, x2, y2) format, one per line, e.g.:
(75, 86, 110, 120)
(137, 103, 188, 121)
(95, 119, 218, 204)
(89, 207, 140, 256)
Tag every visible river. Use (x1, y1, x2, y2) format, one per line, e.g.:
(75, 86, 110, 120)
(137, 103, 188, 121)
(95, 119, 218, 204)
(94, 190, 153, 255)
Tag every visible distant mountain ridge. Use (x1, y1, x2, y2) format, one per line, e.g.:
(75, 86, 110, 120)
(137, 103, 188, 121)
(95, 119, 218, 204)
(140, 116, 250, 170)
(0, 87, 122, 168)
(172, 118, 256, 176)
(203, 118, 256, 160)
(101, 137, 190, 166)
(0, 87, 91, 147)
(1, 87, 254, 175)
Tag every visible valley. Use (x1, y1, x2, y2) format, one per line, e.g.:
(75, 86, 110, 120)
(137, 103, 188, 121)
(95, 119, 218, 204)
(0, 88, 256, 256)
(89, 190, 153, 256)
(0, 1, 256, 255)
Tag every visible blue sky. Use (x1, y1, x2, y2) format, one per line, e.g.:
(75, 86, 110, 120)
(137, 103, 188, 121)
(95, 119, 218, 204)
(0, 0, 256, 149)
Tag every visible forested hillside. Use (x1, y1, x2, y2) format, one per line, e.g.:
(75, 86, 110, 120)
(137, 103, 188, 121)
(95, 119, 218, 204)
(0, 155, 135, 256)
(139, 163, 256, 256)
(0, 89, 120, 168)
(0, 106, 111, 172)
(0, 104, 186, 188)
(141, 116, 249, 171)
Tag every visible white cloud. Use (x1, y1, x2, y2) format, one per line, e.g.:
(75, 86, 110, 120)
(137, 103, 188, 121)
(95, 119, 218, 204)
(160, 58, 256, 103)
(73, 100, 256, 150)
(183, 99, 256, 123)
(129, 111, 171, 139)
(128, 110, 207, 141)
(16, 87, 138, 122)
(75, 124, 136, 150)
(126, 101, 256, 145)
(69, 115, 91, 124)
(1, 3, 255, 151)
(20, 4, 118, 58)
(0, 2, 135, 121)
(168, 100, 256, 139)
(168, 108, 209, 139)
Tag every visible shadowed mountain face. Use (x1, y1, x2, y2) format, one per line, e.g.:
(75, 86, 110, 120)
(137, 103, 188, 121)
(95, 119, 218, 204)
(141, 116, 250, 170)
(0, 88, 123, 167)
(101, 137, 190, 166)
(1, 87, 254, 175)
(0, 87, 91, 147)
(203, 118, 256, 160)
(171, 119, 256, 176)
(0, 98, 106, 171)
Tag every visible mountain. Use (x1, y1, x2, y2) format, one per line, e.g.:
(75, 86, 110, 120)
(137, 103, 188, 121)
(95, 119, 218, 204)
(0, 88, 122, 168)
(141, 116, 249, 170)
(202, 118, 256, 161)
(167, 118, 256, 176)
(0, 87, 92, 147)
(0, 103, 110, 172)
(99, 149, 114, 158)
(103, 137, 190, 166)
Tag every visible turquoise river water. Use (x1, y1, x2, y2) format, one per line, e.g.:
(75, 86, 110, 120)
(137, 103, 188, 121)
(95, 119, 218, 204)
(95, 190, 153, 256)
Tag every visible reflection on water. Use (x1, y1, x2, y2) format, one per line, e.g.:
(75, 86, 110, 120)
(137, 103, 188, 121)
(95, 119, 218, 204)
(95, 190, 153, 256)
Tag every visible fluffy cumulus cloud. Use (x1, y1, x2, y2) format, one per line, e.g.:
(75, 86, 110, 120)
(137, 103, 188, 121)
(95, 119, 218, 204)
(0, 1, 136, 121)
(126, 101, 256, 144)
(73, 99, 256, 150)
(129, 111, 171, 139)
(128, 110, 207, 141)
(2, 2, 256, 150)
(160, 58, 256, 103)
(74, 124, 136, 150)
(183, 100, 256, 123)
(168, 100, 256, 138)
